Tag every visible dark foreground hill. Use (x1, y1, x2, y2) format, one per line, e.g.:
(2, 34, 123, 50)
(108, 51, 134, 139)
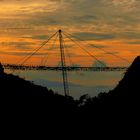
(1, 56, 140, 132)
(0, 65, 76, 111)
(81, 56, 140, 114)
(0, 56, 140, 114)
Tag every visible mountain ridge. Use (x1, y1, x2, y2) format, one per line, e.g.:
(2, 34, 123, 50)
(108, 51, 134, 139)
(0, 56, 140, 113)
(81, 56, 140, 113)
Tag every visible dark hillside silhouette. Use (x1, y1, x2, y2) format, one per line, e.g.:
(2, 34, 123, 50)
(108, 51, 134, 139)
(81, 56, 140, 114)
(0, 62, 4, 73)
(113, 56, 140, 95)
(0, 56, 140, 115)
(0, 64, 76, 112)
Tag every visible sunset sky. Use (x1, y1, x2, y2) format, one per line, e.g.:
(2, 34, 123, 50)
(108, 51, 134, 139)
(0, 0, 139, 67)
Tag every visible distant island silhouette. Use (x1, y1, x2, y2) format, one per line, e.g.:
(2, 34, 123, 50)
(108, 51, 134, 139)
(0, 56, 140, 113)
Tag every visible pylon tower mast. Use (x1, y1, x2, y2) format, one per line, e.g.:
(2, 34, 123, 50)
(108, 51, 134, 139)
(58, 30, 69, 96)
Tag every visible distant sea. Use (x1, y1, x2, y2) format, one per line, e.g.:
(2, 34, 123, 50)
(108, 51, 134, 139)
(6, 70, 123, 99)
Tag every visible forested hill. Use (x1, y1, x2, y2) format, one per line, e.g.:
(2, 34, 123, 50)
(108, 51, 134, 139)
(0, 65, 76, 110)
(0, 56, 140, 113)
(81, 56, 140, 113)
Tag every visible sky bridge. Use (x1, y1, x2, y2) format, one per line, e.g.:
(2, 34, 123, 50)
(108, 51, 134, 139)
(3, 29, 130, 96)
(4, 64, 128, 71)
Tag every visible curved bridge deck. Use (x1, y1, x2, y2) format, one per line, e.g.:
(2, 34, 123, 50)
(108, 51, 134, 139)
(4, 64, 128, 71)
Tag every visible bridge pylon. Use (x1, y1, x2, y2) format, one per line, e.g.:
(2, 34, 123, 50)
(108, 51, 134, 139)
(58, 30, 69, 96)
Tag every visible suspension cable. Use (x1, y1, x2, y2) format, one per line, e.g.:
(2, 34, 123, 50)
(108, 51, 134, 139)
(63, 32, 107, 67)
(40, 32, 59, 66)
(63, 38, 74, 66)
(18, 31, 58, 66)
(64, 31, 130, 64)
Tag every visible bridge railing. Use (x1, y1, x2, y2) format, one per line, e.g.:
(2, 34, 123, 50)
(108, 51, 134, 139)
(3, 64, 128, 71)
